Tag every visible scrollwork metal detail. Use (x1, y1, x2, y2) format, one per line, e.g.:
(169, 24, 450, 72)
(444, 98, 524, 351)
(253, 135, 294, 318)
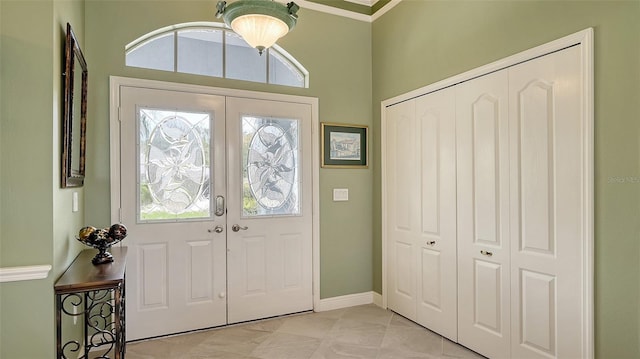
(58, 286, 125, 358)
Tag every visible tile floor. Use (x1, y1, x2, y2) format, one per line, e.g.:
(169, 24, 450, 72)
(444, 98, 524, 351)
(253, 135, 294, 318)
(126, 304, 485, 359)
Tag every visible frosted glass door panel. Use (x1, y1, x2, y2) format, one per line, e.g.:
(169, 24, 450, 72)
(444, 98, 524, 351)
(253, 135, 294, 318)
(138, 108, 212, 222)
(242, 117, 300, 217)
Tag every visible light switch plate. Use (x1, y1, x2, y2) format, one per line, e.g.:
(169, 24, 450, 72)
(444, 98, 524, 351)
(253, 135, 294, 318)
(333, 188, 349, 201)
(72, 192, 79, 212)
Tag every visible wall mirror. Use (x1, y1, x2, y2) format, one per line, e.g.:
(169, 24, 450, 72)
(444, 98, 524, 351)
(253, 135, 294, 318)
(61, 22, 88, 188)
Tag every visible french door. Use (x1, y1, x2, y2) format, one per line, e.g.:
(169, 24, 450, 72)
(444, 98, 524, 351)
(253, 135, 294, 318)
(117, 85, 313, 340)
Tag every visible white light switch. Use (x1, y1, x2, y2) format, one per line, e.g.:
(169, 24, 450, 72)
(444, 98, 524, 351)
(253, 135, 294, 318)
(72, 192, 79, 212)
(333, 188, 349, 201)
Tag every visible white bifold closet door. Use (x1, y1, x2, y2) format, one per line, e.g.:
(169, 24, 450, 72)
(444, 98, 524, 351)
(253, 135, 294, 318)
(386, 87, 458, 341)
(456, 45, 584, 358)
(507, 45, 584, 358)
(456, 69, 511, 358)
(386, 43, 587, 359)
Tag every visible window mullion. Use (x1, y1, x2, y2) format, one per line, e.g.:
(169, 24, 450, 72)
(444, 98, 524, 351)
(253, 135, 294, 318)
(222, 30, 227, 79)
(266, 48, 270, 84)
(173, 30, 178, 73)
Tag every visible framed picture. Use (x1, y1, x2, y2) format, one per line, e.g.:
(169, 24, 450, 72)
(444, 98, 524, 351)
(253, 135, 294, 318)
(321, 123, 368, 168)
(61, 22, 88, 188)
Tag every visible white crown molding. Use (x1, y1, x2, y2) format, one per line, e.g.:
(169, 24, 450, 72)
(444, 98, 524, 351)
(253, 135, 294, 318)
(371, 0, 402, 21)
(344, 0, 379, 7)
(296, 0, 371, 21)
(293, 0, 401, 23)
(0, 265, 52, 283)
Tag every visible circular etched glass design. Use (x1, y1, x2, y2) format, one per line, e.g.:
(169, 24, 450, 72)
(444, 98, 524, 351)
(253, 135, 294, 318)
(146, 116, 207, 214)
(247, 124, 295, 209)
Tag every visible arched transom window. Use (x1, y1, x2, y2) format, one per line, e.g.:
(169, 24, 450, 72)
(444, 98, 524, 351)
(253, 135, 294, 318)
(125, 22, 308, 88)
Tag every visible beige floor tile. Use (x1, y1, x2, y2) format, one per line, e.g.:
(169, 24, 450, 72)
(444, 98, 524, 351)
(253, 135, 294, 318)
(380, 325, 443, 356)
(328, 318, 388, 347)
(251, 334, 322, 359)
(191, 327, 271, 356)
(125, 305, 484, 359)
(276, 315, 338, 338)
(341, 304, 394, 326)
(311, 340, 379, 359)
(442, 339, 486, 358)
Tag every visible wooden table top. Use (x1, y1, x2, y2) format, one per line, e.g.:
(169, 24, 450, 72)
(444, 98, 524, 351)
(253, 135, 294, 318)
(54, 246, 127, 294)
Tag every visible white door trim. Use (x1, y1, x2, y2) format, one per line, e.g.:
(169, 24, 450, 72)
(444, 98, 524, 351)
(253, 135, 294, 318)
(381, 28, 594, 358)
(109, 76, 321, 312)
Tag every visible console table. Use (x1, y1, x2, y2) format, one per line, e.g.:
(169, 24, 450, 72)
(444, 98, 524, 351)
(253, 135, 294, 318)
(55, 247, 127, 359)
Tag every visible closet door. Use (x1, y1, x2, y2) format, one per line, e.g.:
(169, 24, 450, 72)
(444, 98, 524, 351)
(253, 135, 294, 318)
(414, 88, 457, 341)
(386, 99, 419, 320)
(385, 100, 420, 320)
(509, 45, 584, 358)
(385, 88, 457, 341)
(456, 70, 511, 358)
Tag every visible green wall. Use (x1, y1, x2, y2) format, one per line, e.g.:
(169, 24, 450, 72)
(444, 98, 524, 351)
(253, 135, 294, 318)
(371, 1, 640, 358)
(83, 0, 373, 299)
(2, 1, 637, 358)
(0, 1, 85, 358)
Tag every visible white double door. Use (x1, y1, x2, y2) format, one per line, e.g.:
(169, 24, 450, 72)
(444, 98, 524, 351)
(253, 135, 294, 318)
(118, 86, 313, 340)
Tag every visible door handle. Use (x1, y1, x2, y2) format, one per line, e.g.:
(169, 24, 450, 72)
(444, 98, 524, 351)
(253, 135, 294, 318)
(215, 195, 225, 217)
(480, 250, 493, 257)
(208, 225, 224, 233)
(426, 241, 436, 246)
(232, 224, 248, 232)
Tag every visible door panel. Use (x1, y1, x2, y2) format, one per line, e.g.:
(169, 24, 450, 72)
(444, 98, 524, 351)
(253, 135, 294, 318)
(456, 69, 511, 358)
(385, 99, 418, 320)
(415, 88, 457, 341)
(473, 259, 503, 334)
(385, 89, 457, 340)
(509, 45, 583, 358)
(519, 269, 556, 355)
(120, 87, 227, 340)
(225, 97, 313, 324)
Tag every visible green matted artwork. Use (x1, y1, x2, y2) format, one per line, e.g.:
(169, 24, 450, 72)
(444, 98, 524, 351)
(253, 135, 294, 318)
(321, 123, 368, 168)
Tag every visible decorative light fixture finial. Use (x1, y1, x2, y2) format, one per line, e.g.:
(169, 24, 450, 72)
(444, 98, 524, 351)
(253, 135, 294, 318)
(216, 0, 300, 55)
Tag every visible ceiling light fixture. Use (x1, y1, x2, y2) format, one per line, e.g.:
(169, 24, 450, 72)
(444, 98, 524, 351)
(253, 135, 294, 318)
(216, 0, 300, 55)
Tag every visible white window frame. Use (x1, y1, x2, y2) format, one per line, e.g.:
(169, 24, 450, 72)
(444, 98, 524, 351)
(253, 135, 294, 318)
(125, 22, 309, 88)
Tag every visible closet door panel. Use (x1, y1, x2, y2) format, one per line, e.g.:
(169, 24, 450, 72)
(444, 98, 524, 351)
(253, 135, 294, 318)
(456, 69, 511, 358)
(385, 99, 419, 320)
(415, 88, 457, 341)
(509, 45, 584, 359)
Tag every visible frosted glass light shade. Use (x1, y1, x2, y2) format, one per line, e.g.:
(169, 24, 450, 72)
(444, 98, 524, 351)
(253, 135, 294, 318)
(231, 14, 288, 53)
(216, 0, 299, 55)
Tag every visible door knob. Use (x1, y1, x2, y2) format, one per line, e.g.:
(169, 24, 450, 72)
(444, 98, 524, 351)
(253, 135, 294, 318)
(426, 241, 436, 246)
(208, 225, 224, 233)
(232, 224, 248, 232)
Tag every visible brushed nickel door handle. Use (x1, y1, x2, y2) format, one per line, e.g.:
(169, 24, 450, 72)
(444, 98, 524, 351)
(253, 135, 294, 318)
(232, 224, 248, 232)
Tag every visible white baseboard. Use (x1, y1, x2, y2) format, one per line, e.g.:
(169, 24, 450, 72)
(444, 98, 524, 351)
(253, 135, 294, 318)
(315, 291, 382, 312)
(372, 291, 383, 307)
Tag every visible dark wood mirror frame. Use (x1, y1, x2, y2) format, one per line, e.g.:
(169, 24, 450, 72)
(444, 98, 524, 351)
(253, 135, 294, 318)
(62, 22, 88, 188)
